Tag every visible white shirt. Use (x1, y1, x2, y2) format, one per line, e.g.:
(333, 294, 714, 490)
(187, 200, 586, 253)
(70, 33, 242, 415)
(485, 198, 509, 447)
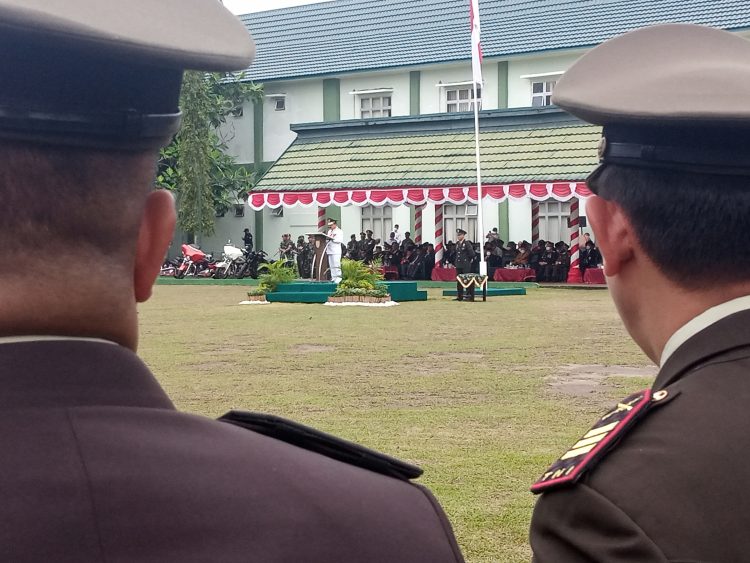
(325, 226, 343, 254)
(660, 294, 750, 367)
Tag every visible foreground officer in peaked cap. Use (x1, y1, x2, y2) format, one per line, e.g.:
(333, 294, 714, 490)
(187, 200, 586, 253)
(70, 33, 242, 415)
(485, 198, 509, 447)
(0, 2, 463, 562)
(529, 24, 750, 561)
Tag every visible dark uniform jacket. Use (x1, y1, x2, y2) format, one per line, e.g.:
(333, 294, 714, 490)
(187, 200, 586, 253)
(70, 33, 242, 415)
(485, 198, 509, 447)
(530, 307, 750, 562)
(0, 339, 464, 563)
(453, 239, 475, 272)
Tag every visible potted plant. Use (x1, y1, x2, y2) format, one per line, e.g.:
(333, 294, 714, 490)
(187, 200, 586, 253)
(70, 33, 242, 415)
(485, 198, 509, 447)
(328, 259, 391, 304)
(245, 259, 296, 302)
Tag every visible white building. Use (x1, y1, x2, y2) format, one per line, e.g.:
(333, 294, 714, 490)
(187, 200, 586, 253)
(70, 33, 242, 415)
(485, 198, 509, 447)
(192, 0, 750, 258)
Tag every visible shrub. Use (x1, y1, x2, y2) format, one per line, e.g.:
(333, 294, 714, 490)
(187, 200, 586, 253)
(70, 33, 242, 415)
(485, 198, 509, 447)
(340, 259, 384, 289)
(256, 259, 296, 293)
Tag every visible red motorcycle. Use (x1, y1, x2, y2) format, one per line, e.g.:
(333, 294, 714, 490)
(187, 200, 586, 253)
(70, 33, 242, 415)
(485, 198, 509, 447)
(174, 244, 216, 278)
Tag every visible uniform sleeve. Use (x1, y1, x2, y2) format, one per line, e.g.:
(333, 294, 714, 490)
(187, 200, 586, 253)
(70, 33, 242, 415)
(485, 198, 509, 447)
(530, 484, 668, 563)
(412, 483, 466, 562)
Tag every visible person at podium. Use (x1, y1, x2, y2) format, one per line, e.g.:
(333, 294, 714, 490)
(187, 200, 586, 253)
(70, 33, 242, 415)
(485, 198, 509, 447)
(325, 217, 344, 283)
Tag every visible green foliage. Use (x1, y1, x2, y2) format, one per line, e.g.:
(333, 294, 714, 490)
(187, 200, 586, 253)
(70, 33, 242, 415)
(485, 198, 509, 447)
(246, 288, 268, 297)
(339, 259, 384, 291)
(257, 259, 297, 293)
(156, 72, 263, 236)
(332, 286, 389, 298)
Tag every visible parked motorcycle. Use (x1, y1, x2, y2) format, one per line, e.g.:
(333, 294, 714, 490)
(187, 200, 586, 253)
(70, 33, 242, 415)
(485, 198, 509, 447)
(160, 257, 181, 277)
(174, 244, 216, 278)
(213, 243, 245, 279)
(235, 249, 268, 279)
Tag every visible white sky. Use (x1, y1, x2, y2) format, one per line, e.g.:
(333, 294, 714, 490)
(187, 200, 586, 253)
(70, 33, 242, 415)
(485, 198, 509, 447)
(223, 0, 331, 15)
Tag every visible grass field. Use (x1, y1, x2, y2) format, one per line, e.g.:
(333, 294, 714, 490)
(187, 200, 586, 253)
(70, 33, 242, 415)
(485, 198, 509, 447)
(138, 284, 654, 562)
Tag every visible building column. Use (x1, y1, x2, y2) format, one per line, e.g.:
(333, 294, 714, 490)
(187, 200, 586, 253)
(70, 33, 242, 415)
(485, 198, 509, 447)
(434, 204, 444, 264)
(317, 207, 326, 230)
(566, 198, 582, 283)
(531, 201, 540, 244)
(414, 204, 425, 243)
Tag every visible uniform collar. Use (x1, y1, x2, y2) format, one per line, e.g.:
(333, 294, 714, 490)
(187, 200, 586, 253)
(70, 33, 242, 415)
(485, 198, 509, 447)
(659, 295, 750, 367)
(655, 304, 750, 390)
(0, 339, 174, 410)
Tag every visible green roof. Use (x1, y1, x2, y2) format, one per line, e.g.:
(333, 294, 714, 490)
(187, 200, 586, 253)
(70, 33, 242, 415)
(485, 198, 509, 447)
(253, 108, 601, 192)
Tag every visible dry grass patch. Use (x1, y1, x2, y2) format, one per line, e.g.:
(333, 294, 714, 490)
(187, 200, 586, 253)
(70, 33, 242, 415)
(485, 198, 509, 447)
(137, 285, 651, 562)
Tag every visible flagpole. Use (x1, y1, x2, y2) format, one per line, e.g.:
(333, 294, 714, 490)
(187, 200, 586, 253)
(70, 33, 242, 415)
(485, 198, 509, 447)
(472, 80, 486, 276)
(469, 0, 486, 275)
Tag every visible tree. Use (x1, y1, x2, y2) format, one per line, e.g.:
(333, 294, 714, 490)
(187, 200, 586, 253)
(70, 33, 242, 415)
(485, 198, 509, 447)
(157, 71, 263, 239)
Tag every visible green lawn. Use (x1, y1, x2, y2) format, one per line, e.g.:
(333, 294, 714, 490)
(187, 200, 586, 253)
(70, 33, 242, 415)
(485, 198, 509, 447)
(137, 285, 653, 562)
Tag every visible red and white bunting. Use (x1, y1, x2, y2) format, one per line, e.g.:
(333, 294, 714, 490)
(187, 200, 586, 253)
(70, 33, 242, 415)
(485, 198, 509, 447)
(248, 183, 592, 211)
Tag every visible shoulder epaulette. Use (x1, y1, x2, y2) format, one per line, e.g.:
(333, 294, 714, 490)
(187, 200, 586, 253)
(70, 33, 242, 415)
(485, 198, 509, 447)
(218, 410, 423, 481)
(531, 388, 672, 494)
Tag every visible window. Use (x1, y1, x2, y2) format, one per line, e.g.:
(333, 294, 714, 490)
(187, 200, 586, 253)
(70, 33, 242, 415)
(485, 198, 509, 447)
(361, 205, 393, 242)
(445, 86, 481, 113)
(266, 94, 287, 112)
(531, 80, 556, 107)
(443, 204, 477, 242)
(538, 201, 571, 243)
(360, 95, 392, 118)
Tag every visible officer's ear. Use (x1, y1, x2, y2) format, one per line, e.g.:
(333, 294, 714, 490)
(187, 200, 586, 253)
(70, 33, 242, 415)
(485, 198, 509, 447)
(134, 189, 177, 303)
(586, 195, 635, 277)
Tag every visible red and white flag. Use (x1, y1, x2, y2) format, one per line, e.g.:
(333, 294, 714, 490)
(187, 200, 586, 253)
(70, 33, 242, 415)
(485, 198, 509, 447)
(469, 0, 483, 85)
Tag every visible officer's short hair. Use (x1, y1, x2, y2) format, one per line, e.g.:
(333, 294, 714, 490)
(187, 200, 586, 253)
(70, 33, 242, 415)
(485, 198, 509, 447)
(590, 165, 750, 288)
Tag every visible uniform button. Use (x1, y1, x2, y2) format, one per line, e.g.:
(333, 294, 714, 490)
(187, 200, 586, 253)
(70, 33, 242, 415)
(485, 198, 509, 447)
(652, 390, 669, 401)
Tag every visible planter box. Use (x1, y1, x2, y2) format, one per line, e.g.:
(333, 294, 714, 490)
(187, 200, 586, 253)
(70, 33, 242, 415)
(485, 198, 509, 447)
(245, 294, 268, 302)
(327, 294, 391, 304)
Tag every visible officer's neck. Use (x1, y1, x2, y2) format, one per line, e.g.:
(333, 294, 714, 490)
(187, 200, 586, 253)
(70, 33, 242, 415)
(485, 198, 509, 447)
(0, 274, 138, 351)
(616, 264, 750, 364)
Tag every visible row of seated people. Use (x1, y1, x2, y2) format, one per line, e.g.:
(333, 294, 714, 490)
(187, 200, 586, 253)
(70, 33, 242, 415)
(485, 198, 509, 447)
(441, 236, 602, 282)
(374, 242, 436, 280)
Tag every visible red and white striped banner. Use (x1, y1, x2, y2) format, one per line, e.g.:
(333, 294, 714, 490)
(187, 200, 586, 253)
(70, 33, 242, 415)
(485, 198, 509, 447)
(531, 201, 540, 243)
(248, 183, 592, 210)
(434, 204, 444, 265)
(414, 204, 424, 244)
(566, 198, 583, 283)
(317, 207, 326, 230)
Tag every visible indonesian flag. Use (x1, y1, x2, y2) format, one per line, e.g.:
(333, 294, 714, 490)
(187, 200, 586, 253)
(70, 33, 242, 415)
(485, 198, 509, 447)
(469, 0, 483, 85)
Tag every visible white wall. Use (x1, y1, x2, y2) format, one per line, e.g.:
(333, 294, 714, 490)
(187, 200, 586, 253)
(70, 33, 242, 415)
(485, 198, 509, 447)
(263, 80, 324, 162)
(339, 72, 411, 119)
(508, 198, 532, 243)
(507, 51, 583, 108)
(218, 108, 254, 164)
(340, 205, 362, 237)
(262, 206, 318, 256)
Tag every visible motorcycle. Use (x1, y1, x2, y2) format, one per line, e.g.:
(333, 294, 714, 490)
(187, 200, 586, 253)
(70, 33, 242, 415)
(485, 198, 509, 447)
(160, 256, 181, 277)
(174, 244, 216, 278)
(213, 243, 245, 279)
(236, 249, 268, 279)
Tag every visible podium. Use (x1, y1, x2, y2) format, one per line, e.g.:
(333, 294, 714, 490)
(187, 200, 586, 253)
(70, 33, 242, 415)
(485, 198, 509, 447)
(306, 232, 331, 281)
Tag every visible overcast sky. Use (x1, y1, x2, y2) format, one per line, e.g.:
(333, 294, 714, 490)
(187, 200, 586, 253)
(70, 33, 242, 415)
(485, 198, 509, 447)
(223, 0, 331, 15)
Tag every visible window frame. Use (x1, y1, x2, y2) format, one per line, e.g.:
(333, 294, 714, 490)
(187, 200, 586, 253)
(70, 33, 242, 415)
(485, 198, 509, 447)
(520, 72, 563, 108)
(350, 88, 394, 119)
(361, 205, 393, 242)
(439, 81, 482, 113)
(538, 200, 571, 243)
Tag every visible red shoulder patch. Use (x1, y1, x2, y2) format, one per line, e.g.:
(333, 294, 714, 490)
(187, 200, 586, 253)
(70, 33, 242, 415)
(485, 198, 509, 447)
(531, 389, 655, 494)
